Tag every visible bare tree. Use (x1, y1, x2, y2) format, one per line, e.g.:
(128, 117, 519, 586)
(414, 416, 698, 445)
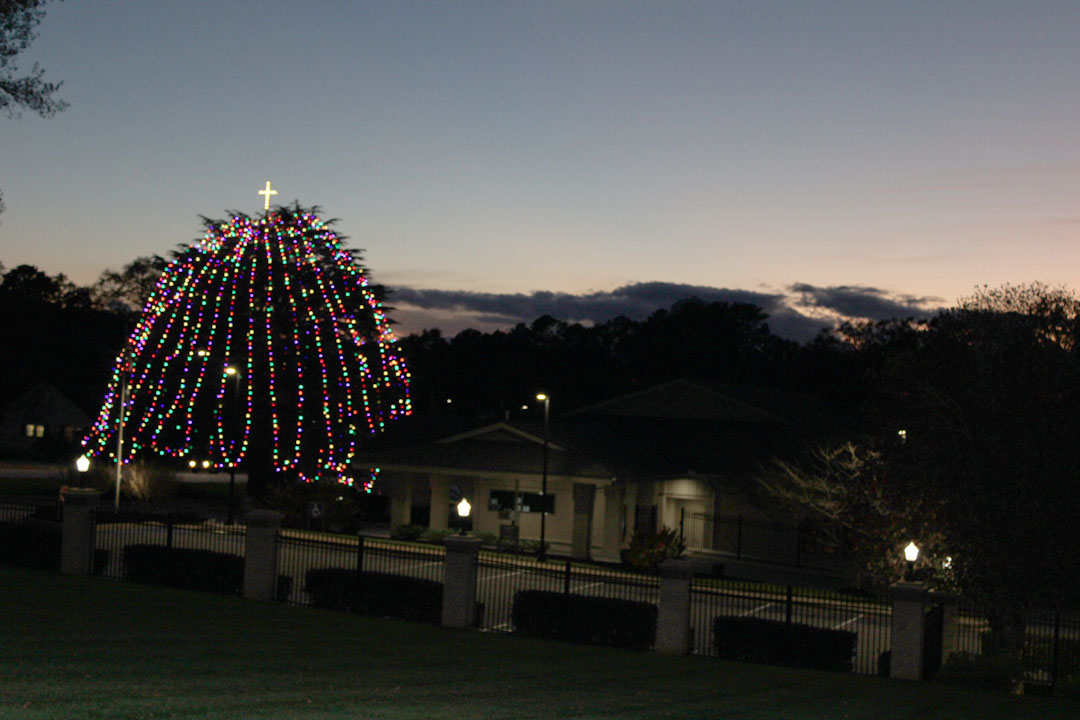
(1, 0, 68, 216)
(1, 0, 67, 118)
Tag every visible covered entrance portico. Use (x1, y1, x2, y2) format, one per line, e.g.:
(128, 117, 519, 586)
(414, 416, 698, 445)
(364, 422, 619, 561)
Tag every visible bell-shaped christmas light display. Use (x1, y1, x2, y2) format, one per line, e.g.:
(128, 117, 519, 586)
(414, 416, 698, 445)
(82, 199, 411, 487)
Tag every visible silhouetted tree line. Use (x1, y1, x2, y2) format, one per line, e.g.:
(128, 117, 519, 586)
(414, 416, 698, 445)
(0, 256, 895, 430)
(0, 263, 127, 413)
(1, 255, 871, 448)
(400, 299, 837, 418)
(760, 283, 1080, 667)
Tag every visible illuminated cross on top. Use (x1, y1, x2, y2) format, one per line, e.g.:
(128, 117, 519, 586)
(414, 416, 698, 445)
(258, 181, 278, 210)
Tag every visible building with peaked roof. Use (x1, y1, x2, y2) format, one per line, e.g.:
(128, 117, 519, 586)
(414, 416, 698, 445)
(359, 379, 825, 563)
(362, 421, 617, 560)
(0, 384, 91, 458)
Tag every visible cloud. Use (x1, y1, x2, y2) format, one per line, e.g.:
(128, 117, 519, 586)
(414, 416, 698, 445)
(390, 281, 834, 342)
(789, 283, 944, 321)
(393, 282, 786, 325)
(387, 281, 947, 343)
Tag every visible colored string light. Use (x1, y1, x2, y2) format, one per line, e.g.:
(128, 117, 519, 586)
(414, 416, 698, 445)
(82, 206, 412, 482)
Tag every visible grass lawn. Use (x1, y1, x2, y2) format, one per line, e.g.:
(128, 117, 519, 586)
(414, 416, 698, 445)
(1, 567, 1076, 720)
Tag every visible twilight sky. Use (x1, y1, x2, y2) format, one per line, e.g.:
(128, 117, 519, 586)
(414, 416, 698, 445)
(3, 1, 1079, 341)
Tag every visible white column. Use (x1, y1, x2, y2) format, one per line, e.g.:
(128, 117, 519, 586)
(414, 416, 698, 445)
(243, 510, 281, 602)
(60, 488, 100, 576)
(889, 581, 928, 680)
(442, 535, 482, 628)
(656, 558, 693, 654)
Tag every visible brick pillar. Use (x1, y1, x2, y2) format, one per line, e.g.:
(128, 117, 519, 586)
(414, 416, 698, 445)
(442, 535, 482, 628)
(243, 510, 281, 601)
(389, 475, 413, 529)
(889, 581, 928, 680)
(656, 558, 693, 654)
(60, 488, 100, 576)
(571, 483, 596, 561)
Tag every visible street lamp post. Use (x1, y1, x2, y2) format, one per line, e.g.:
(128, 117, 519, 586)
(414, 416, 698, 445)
(904, 541, 919, 581)
(111, 334, 139, 511)
(114, 371, 129, 511)
(225, 365, 240, 525)
(536, 393, 550, 562)
(456, 497, 471, 536)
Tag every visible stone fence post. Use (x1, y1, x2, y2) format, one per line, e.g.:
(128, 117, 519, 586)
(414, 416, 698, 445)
(656, 558, 693, 654)
(889, 581, 928, 680)
(442, 535, 482, 628)
(243, 510, 281, 601)
(60, 488, 100, 576)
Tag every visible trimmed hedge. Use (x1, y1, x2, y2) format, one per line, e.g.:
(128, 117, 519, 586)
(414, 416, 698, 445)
(712, 616, 856, 672)
(304, 567, 443, 624)
(979, 629, 1080, 684)
(123, 544, 243, 595)
(935, 651, 1024, 692)
(390, 524, 425, 541)
(512, 590, 657, 650)
(0, 520, 63, 570)
(0, 520, 109, 573)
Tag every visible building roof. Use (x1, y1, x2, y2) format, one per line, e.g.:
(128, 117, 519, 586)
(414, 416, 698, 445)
(568, 379, 789, 424)
(1, 384, 90, 428)
(356, 421, 615, 481)
(356, 380, 819, 488)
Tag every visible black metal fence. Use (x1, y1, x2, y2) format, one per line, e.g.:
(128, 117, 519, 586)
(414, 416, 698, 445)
(690, 577, 892, 675)
(956, 600, 1080, 689)
(680, 511, 852, 573)
(0, 496, 62, 570)
(0, 496, 60, 523)
(276, 533, 446, 607)
(475, 554, 659, 634)
(26, 499, 1077, 691)
(92, 509, 245, 582)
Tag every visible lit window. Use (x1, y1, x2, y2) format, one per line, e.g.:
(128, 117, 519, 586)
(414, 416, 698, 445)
(489, 490, 554, 514)
(25, 424, 45, 438)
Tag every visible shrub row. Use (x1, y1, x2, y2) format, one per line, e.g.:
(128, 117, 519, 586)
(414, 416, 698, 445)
(304, 567, 442, 624)
(512, 590, 657, 650)
(934, 652, 1026, 692)
(0, 520, 63, 570)
(929, 630, 1080, 691)
(0, 520, 110, 573)
(1021, 633, 1080, 682)
(712, 616, 856, 672)
(123, 544, 244, 595)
